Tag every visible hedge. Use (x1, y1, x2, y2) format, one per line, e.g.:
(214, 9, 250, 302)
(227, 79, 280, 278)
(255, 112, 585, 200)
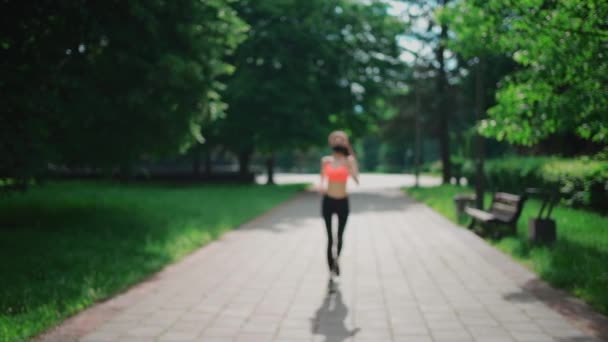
(462, 157, 608, 212)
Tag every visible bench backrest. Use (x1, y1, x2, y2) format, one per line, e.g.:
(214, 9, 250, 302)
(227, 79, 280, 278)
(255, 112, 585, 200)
(489, 192, 526, 223)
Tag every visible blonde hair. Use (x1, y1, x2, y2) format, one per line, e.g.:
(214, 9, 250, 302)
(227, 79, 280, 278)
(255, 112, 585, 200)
(328, 130, 349, 146)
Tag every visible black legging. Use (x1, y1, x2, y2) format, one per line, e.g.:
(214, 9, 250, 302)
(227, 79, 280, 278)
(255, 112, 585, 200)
(322, 195, 349, 271)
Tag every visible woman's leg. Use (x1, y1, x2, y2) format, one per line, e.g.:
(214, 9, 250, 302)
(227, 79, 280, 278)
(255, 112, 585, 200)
(336, 212, 348, 258)
(333, 198, 349, 276)
(336, 198, 350, 257)
(322, 196, 335, 271)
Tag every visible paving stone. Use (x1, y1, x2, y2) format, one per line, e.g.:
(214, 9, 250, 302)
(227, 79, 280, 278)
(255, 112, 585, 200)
(392, 336, 433, 342)
(192, 337, 231, 342)
(511, 331, 555, 342)
(112, 337, 152, 342)
(123, 325, 166, 338)
(432, 329, 473, 341)
(79, 331, 121, 342)
(93, 321, 134, 335)
(157, 331, 199, 342)
(233, 333, 275, 342)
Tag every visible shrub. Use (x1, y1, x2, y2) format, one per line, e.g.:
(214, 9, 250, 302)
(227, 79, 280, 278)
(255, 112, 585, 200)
(462, 157, 608, 212)
(427, 160, 443, 174)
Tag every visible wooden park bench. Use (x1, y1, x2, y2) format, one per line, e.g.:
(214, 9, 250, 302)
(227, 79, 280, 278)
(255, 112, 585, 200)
(465, 192, 527, 236)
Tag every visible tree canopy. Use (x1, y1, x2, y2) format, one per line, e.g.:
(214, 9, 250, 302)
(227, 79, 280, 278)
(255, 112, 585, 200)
(1, 0, 246, 181)
(214, 0, 406, 170)
(3, 0, 605, 184)
(441, 0, 608, 145)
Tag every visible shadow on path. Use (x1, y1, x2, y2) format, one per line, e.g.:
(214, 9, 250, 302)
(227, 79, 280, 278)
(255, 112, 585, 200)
(554, 337, 598, 342)
(311, 284, 360, 342)
(503, 279, 608, 341)
(242, 190, 416, 234)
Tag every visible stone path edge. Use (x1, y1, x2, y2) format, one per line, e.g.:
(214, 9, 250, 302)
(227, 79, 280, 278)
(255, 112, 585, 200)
(412, 196, 608, 342)
(31, 190, 310, 342)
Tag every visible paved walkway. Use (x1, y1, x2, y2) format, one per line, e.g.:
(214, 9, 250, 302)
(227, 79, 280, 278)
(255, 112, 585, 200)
(38, 182, 607, 342)
(255, 173, 442, 190)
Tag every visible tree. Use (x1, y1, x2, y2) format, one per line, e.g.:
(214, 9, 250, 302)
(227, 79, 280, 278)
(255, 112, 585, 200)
(393, 0, 461, 184)
(435, 0, 453, 184)
(0, 0, 246, 184)
(217, 0, 406, 182)
(443, 0, 608, 146)
(439, 1, 522, 207)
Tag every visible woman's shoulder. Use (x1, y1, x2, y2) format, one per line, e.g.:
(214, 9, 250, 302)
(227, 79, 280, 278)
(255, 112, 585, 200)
(321, 155, 333, 163)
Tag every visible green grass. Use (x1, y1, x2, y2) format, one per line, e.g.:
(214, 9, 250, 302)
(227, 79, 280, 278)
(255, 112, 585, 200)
(406, 185, 608, 316)
(0, 181, 305, 342)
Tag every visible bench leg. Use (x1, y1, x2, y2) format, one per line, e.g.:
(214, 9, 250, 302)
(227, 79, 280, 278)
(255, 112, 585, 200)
(468, 218, 476, 230)
(491, 223, 501, 239)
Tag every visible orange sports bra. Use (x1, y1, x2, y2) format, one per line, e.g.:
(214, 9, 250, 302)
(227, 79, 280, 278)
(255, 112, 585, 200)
(324, 162, 349, 183)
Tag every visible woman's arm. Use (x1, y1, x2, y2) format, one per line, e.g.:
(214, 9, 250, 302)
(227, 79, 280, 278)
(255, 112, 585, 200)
(348, 155, 360, 185)
(319, 156, 329, 193)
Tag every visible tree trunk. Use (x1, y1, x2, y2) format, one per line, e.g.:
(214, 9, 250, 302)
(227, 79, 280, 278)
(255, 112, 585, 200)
(474, 58, 486, 210)
(192, 144, 201, 177)
(238, 149, 252, 178)
(414, 83, 422, 187)
(266, 152, 275, 185)
(204, 147, 212, 176)
(436, 8, 451, 185)
(118, 162, 132, 182)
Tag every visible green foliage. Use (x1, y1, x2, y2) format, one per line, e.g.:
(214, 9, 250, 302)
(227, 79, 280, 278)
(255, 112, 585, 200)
(419, 156, 467, 178)
(1, 1, 247, 182)
(595, 147, 608, 161)
(0, 181, 302, 342)
(442, 0, 608, 145)
(378, 143, 406, 172)
(406, 184, 608, 316)
(360, 136, 381, 172)
(425, 160, 444, 175)
(216, 0, 406, 159)
(461, 157, 608, 211)
(406, 185, 464, 222)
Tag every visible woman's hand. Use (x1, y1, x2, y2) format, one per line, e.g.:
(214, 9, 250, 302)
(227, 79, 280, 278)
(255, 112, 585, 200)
(317, 185, 326, 195)
(347, 142, 355, 156)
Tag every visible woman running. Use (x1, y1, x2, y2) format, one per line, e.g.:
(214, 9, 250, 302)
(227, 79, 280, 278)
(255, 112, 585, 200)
(319, 131, 359, 278)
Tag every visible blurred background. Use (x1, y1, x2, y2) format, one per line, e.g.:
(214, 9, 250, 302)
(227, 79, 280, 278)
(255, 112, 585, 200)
(2, 0, 607, 208)
(2, 1, 608, 341)
(4, 0, 607, 208)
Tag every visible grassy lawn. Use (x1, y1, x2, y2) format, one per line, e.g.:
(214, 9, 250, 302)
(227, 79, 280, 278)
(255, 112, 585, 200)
(0, 181, 304, 342)
(406, 185, 608, 316)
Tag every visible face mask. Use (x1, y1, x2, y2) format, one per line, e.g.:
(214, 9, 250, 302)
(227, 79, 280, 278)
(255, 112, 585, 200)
(332, 145, 350, 156)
